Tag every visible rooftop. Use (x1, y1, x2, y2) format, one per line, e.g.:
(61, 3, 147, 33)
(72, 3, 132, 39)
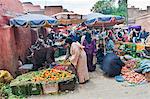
(22, 2, 33, 5)
(45, 5, 63, 8)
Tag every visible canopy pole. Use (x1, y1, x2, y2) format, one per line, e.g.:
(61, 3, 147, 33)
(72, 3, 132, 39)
(102, 25, 106, 55)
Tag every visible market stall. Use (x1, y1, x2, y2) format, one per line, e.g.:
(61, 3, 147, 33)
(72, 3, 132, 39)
(115, 41, 150, 86)
(118, 42, 146, 57)
(115, 55, 150, 85)
(0, 59, 77, 98)
(52, 12, 85, 25)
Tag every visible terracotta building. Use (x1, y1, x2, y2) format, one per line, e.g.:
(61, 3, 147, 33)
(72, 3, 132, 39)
(128, 6, 150, 32)
(0, 0, 23, 14)
(22, 2, 42, 13)
(44, 6, 63, 16)
(135, 14, 150, 32)
(0, 0, 34, 76)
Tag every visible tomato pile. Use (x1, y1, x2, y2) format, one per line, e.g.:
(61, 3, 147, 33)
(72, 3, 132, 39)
(53, 65, 67, 71)
(122, 67, 146, 84)
(121, 60, 147, 84)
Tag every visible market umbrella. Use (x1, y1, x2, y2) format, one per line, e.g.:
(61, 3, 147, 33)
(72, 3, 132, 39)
(52, 12, 84, 25)
(84, 13, 125, 27)
(10, 14, 57, 27)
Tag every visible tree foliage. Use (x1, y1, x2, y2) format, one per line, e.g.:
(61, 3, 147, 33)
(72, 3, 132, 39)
(91, 0, 127, 17)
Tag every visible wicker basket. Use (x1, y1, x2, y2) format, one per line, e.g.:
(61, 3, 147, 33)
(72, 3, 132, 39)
(58, 77, 76, 92)
(145, 72, 150, 82)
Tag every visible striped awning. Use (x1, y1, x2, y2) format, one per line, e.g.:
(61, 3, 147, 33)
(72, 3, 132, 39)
(10, 14, 57, 27)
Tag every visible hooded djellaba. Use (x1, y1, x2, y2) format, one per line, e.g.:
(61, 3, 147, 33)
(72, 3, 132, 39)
(65, 37, 89, 84)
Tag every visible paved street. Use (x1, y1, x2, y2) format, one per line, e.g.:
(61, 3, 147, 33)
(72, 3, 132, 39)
(29, 66, 150, 99)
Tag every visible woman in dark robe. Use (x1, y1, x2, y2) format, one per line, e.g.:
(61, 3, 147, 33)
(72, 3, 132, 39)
(83, 32, 97, 72)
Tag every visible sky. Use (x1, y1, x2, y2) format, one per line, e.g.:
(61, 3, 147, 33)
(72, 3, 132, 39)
(128, 0, 150, 10)
(19, 0, 150, 15)
(19, 0, 99, 15)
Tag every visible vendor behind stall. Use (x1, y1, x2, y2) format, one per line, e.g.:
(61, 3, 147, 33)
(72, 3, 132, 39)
(101, 52, 125, 77)
(105, 37, 115, 54)
(32, 44, 58, 71)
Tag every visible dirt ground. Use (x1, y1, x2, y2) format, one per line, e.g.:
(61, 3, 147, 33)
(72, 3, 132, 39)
(29, 66, 150, 99)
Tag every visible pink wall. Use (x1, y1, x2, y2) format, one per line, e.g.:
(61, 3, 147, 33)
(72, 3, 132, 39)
(0, 0, 33, 76)
(0, 0, 23, 14)
(0, 27, 17, 75)
(0, 27, 32, 76)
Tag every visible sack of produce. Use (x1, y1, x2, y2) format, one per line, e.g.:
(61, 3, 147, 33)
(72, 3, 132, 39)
(58, 77, 76, 92)
(145, 72, 150, 82)
(0, 70, 13, 83)
(42, 83, 58, 94)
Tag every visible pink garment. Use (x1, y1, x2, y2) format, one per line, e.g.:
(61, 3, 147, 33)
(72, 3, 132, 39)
(123, 34, 129, 42)
(69, 42, 89, 83)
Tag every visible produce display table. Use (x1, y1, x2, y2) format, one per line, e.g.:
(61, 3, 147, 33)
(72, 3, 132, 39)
(118, 42, 146, 57)
(10, 67, 76, 97)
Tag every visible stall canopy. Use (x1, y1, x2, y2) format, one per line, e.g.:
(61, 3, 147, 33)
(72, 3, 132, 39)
(113, 24, 128, 29)
(10, 14, 57, 27)
(52, 12, 84, 25)
(84, 13, 125, 27)
(128, 25, 141, 31)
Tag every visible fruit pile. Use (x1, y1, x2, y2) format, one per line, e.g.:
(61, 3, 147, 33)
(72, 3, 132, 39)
(53, 65, 67, 71)
(122, 70, 147, 84)
(32, 69, 73, 83)
(57, 60, 71, 66)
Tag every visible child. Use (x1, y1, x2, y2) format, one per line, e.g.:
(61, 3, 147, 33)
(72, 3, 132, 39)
(97, 41, 104, 66)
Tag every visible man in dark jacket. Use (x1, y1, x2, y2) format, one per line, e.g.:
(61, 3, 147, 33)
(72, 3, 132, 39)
(101, 52, 125, 77)
(32, 45, 57, 70)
